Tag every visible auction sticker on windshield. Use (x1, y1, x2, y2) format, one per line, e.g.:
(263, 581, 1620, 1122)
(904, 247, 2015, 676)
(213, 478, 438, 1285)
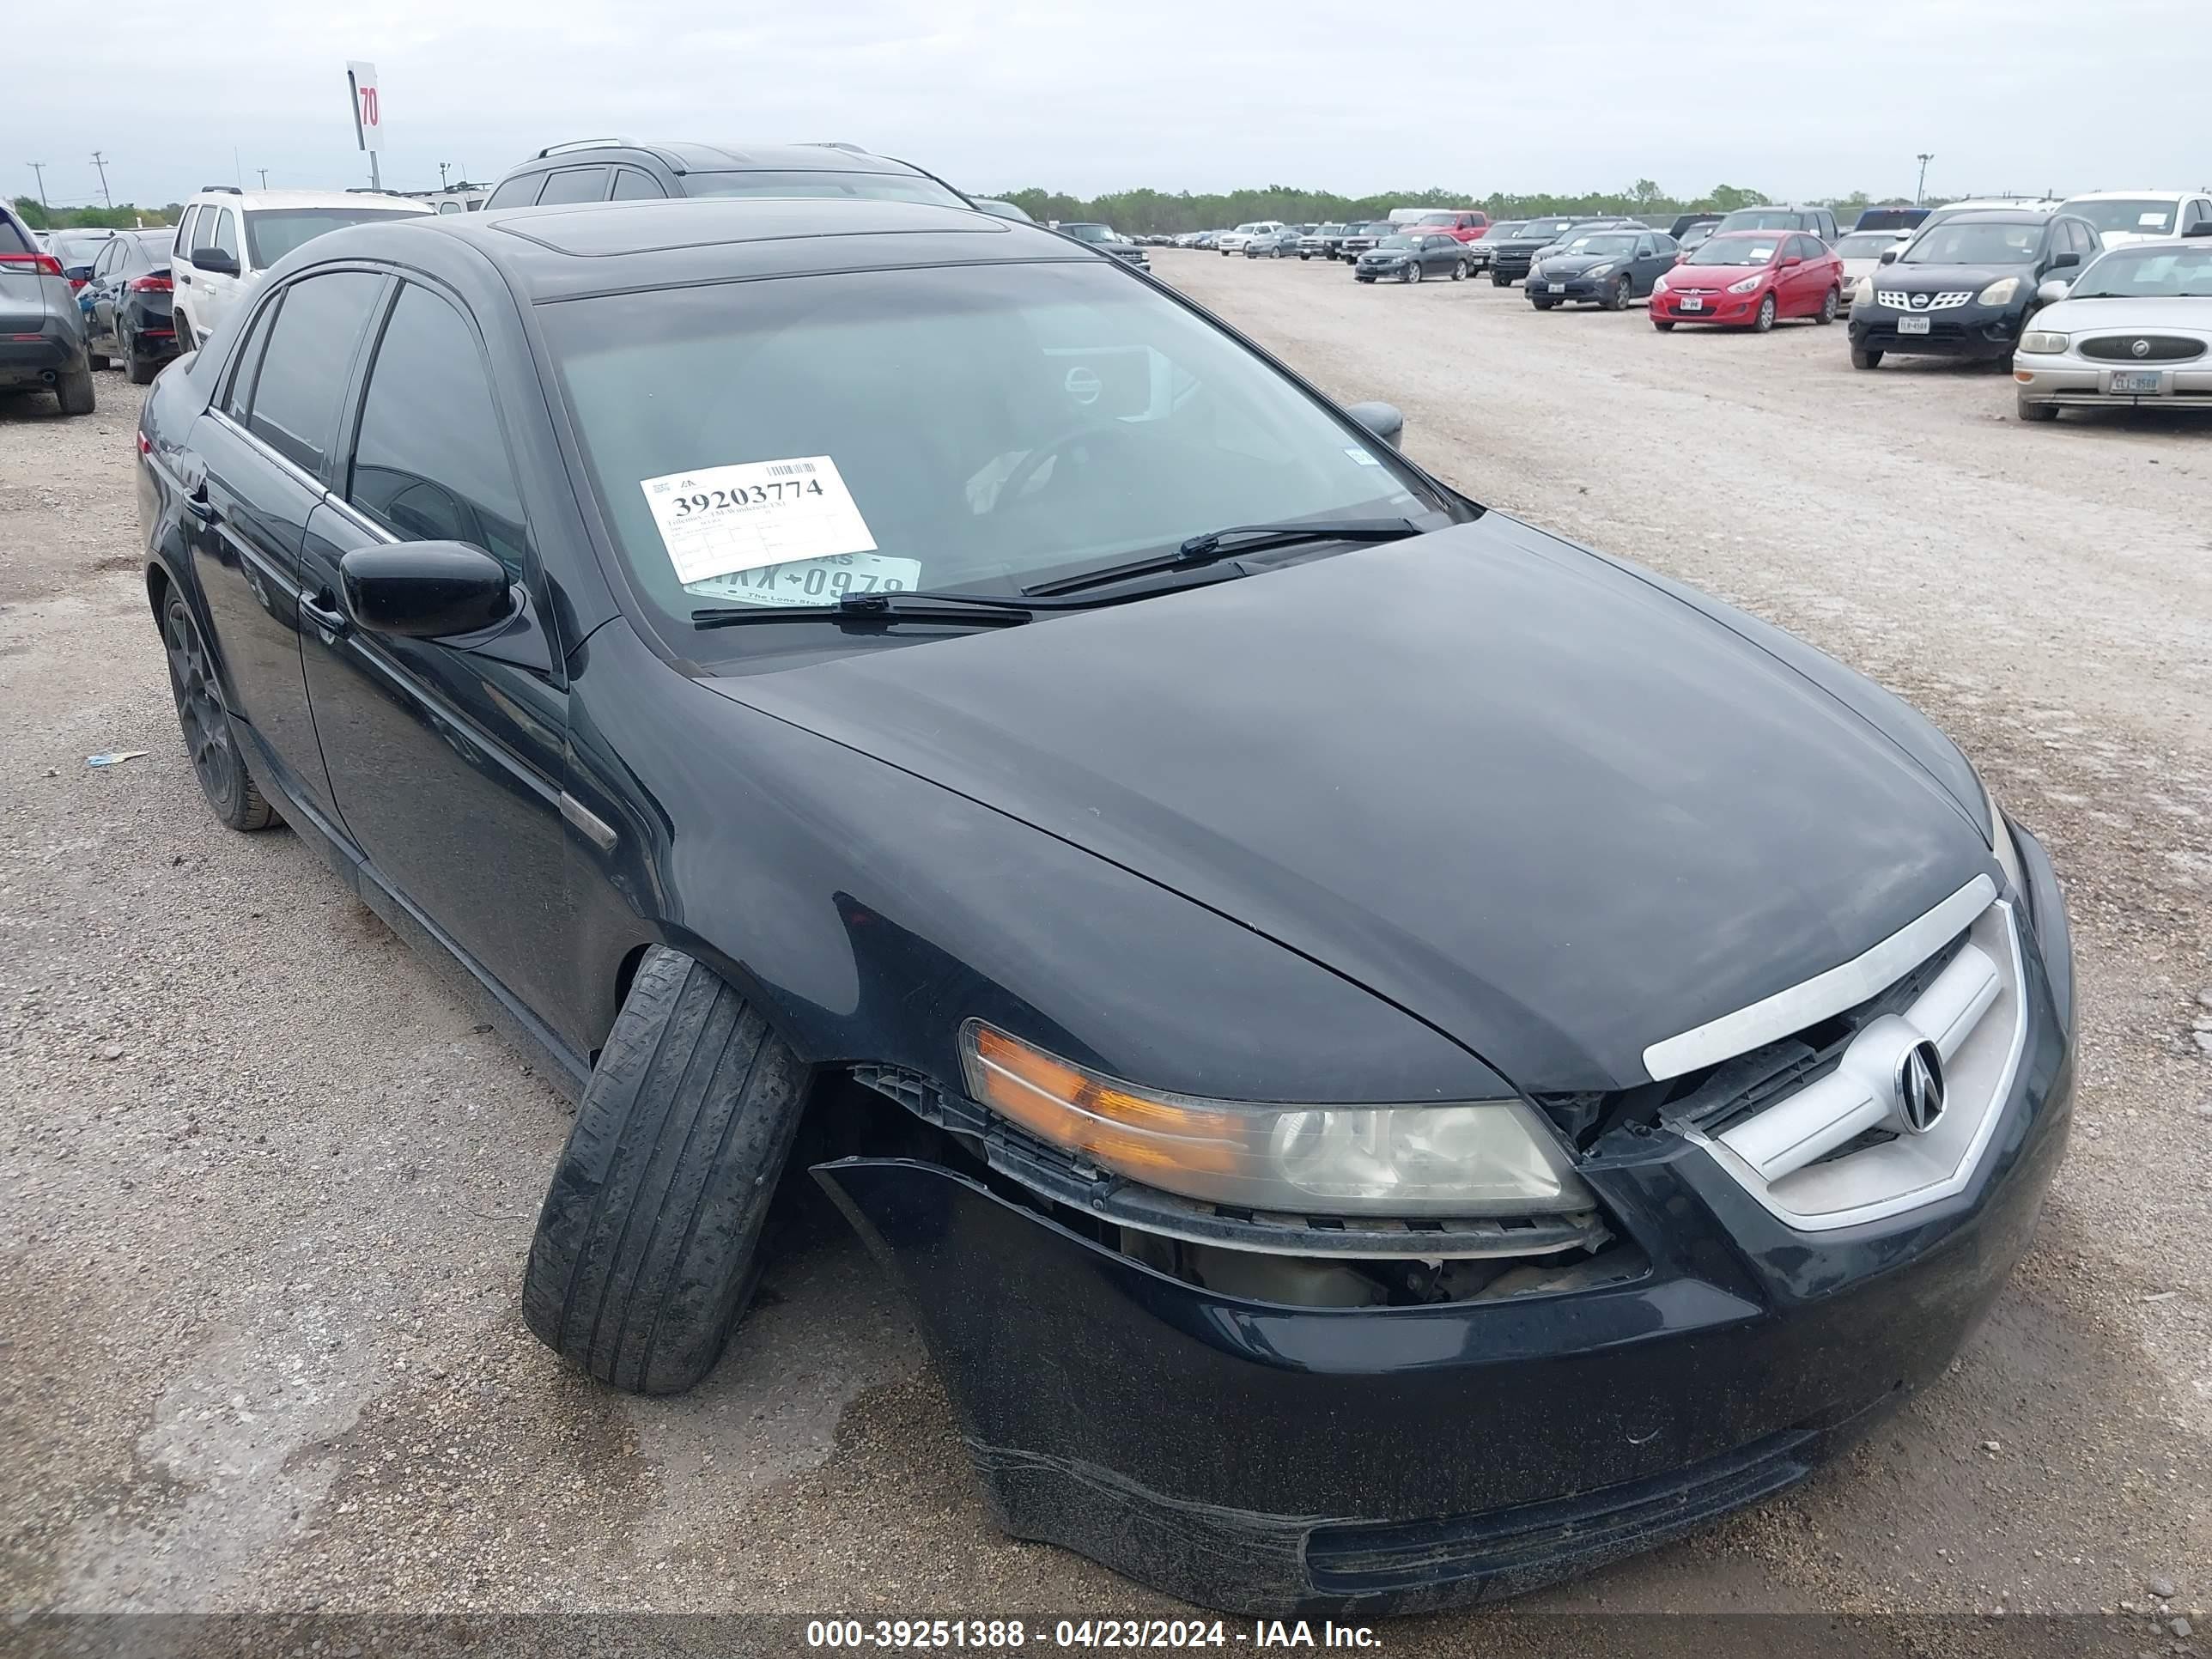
(641, 457, 909, 604)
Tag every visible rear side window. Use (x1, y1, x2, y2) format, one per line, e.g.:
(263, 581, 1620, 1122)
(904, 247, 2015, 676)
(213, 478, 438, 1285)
(243, 271, 387, 475)
(0, 212, 33, 256)
(483, 174, 544, 210)
(221, 297, 283, 422)
(611, 167, 665, 201)
(535, 167, 610, 205)
(347, 283, 530, 579)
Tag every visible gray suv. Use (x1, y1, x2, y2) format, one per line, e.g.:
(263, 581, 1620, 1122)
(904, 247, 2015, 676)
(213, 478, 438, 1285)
(0, 202, 94, 415)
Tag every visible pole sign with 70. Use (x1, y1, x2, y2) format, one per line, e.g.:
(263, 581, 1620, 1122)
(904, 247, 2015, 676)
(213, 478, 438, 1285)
(346, 61, 382, 152)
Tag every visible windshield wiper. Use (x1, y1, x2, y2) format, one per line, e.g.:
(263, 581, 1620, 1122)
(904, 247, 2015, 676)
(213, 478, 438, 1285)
(1026, 517, 1422, 598)
(691, 590, 1041, 630)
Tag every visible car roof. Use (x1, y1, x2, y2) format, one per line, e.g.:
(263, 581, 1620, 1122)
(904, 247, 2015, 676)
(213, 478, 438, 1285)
(1935, 209, 2057, 226)
(189, 188, 431, 212)
(520, 140, 934, 179)
(2059, 189, 2191, 201)
(299, 198, 1103, 302)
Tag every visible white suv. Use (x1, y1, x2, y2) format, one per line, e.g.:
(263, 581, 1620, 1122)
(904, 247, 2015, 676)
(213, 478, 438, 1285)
(169, 187, 433, 351)
(2055, 191, 2212, 251)
(1216, 220, 1283, 256)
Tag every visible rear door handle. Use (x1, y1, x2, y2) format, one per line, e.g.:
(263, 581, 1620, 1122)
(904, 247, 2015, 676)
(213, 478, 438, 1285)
(182, 484, 219, 526)
(301, 589, 349, 633)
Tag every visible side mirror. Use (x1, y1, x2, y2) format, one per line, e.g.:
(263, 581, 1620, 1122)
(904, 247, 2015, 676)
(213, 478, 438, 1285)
(2050, 251, 2080, 270)
(1780, 254, 1803, 267)
(2184, 221, 2212, 239)
(1878, 248, 1899, 265)
(2036, 277, 2073, 304)
(192, 249, 240, 276)
(1345, 400, 1406, 451)
(339, 542, 515, 639)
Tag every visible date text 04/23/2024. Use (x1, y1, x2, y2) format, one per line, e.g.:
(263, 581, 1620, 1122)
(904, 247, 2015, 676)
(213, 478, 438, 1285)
(804, 1619, 1382, 1649)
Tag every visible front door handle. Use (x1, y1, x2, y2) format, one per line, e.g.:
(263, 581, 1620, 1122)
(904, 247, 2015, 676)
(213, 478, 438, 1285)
(301, 589, 349, 634)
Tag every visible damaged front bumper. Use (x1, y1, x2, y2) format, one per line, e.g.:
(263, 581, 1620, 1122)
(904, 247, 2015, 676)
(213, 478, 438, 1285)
(815, 839, 2075, 1618)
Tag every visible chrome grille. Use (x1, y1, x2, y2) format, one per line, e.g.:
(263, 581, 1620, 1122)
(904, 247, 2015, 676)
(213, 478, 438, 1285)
(1875, 289, 1973, 311)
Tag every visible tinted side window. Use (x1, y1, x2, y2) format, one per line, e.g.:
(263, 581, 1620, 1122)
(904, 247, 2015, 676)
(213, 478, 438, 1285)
(210, 210, 240, 260)
(0, 214, 31, 257)
(221, 296, 283, 422)
(245, 271, 386, 475)
(484, 174, 544, 210)
(535, 167, 610, 205)
(347, 284, 529, 580)
(611, 167, 665, 201)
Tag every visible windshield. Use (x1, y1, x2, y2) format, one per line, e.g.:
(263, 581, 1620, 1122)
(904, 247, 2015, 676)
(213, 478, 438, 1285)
(243, 207, 425, 266)
(1060, 224, 1113, 242)
(544, 262, 1438, 641)
(684, 170, 963, 206)
(1233, 223, 1263, 234)
(1901, 222, 2040, 264)
(1717, 210, 1802, 231)
(1679, 223, 1717, 248)
(2067, 245, 2212, 299)
(1416, 213, 1457, 227)
(1834, 232, 1903, 258)
(1686, 235, 1778, 266)
(1316, 224, 1344, 236)
(50, 234, 114, 267)
(1562, 234, 1637, 257)
(2059, 198, 2176, 235)
(1376, 235, 1417, 251)
(1516, 219, 1573, 240)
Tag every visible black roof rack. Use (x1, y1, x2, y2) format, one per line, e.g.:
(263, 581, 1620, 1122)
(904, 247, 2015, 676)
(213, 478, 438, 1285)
(198, 184, 244, 194)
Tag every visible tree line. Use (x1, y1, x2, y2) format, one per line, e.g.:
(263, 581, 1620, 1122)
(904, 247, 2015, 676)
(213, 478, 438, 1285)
(996, 181, 1912, 235)
(11, 198, 178, 229)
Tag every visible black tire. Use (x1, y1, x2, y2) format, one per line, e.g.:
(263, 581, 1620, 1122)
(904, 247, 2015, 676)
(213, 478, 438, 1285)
(1850, 345, 1882, 369)
(1817, 287, 1839, 325)
(1606, 274, 1631, 311)
(2016, 396, 2059, 422)
(1299, 252, 1310, 261)
(125, 329, 158, 385)
(1356, 275, 1374, 283)
(1653, 319, 1676, 331)
(1403, 262, 1422, 284)
(55, 362, 95, 416)
(1531, 296, 1556, 310)
(1751, 294, 1777, 333)
(1491, 270, 1510, 287)
(523, 949, 811, 1395)
(172, 310, 195, 353)
(161, 592, 276, 830)
(1450, 261, 1466, 281)
(88, 347, 112, 371)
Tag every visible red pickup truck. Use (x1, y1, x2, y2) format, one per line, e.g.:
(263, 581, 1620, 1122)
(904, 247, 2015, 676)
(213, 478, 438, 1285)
(1403, 209, 1492, 243)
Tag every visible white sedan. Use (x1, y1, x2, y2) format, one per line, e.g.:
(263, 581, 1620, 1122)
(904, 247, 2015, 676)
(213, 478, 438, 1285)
(1832, 228, 1914, 309)
(2012, 233, 2212, 422)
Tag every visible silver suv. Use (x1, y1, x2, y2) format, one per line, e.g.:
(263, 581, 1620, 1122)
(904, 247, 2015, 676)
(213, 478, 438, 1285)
(0, 200, 94, 415)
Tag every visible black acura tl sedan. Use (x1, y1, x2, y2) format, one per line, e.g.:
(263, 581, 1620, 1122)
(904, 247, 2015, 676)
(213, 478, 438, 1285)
(136, 198, 2073, 1618)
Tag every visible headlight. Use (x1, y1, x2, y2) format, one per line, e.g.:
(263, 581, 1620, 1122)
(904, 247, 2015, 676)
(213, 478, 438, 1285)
(2019, 330, 2069, 353)
(1978, 276, 2021, 306)
(1727, 274, 1765, 294)
(1852, 276, 1875, 307)
(1983, 782, 2026, 897)
(1583, 263, 1614, 278)
(959, 1021, 1592, 1216)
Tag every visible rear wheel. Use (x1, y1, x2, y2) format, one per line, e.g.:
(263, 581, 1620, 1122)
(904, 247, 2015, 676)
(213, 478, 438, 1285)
(54, 362, 95, 416)
(522, 948, 811, 1395)
(161, 592, 276, 830)
(1751, 294, 1777, 333)
(172, 310, 196, 352)
(2016, 395, 2059, 422)
(1817, 287, 1840, 325)
(1850, 345, 1882, 369)
(124, 328, 158, 385)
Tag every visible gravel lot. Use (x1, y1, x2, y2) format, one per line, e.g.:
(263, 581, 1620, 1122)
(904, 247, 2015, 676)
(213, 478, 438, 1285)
(3, 254, 2209, 1652)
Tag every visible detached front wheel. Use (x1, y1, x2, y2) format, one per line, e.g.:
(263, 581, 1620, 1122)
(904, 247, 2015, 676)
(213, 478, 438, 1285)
(523, 948, 811, 1395)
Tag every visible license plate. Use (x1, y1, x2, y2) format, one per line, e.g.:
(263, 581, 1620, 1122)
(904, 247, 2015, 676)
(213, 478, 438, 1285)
(1899, 315, 1931, 335)
(1679, 295, 1704, 311)
(1547, 283, 1566, 294)
(2109, 370, 2163, 395)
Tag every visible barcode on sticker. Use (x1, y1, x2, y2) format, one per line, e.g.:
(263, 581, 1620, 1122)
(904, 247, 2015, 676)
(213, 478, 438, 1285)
(768, 463, 816, 477)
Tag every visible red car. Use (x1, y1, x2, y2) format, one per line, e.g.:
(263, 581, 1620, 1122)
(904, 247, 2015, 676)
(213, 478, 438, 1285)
(1404, 209, 1492, 244)
(1650, 229, 1844, 332)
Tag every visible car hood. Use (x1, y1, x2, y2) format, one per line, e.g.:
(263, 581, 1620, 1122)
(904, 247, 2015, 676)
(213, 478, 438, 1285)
(702, 516, 1989, 1092)
(1668, 263, 1771, 285)
(2038, 294, 2212, 332)
(1538, 254, 1622, 275)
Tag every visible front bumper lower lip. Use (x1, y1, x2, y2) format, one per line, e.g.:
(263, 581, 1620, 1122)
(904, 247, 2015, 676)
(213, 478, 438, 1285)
(1851, 303, 2024, 358)
(816, 826, 2074, 1618)
(2014, 358, 2212, 405)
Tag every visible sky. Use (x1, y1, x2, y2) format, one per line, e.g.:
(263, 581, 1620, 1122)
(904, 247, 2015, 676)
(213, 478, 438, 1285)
(10, 0, 2209, 211)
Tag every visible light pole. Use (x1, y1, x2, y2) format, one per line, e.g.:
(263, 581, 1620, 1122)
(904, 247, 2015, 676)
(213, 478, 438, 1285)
(439, 161, 450, 189)
(27, 161, 51, 216)
(257, 169, 270, 189)
(89, 149, 113, 208)
(1915, 153, 1935, 206)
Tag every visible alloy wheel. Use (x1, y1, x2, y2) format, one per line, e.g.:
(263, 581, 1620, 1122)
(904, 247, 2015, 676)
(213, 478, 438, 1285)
(162, 597, 240, 816)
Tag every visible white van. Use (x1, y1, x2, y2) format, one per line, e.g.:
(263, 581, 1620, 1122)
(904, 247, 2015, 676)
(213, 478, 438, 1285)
(170, 188, 433, 350)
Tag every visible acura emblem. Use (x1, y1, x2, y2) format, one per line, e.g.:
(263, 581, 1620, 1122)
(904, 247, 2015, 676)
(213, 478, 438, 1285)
(1895, 1039, 1947, 1134)
(2131, 338, 2151, 358)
